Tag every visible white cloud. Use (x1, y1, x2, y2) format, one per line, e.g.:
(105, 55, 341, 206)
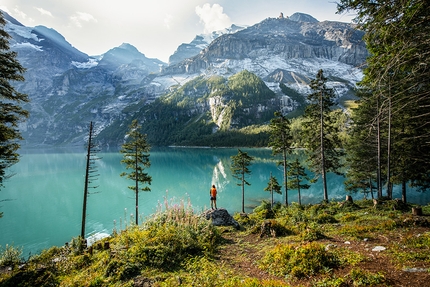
(35, 7, 53, 17)
(164, 14, 172, 29)
(195, 3, 232, 33)
(70, 11, 97, 28)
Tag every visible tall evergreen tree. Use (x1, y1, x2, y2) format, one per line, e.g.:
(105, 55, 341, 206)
(287, 158, 311, 205)
(230, 149, 254, 213)
(302, 69, 344, 202)
(120, 119, 152, 225)
(268, 111, 293, 205)
(0, 12, 29, 190)
(344, 89, 381, 199)
(338, 0, 430, 200)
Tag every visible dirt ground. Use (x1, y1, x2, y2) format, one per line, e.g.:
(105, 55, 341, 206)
(217, 227, 430, 286)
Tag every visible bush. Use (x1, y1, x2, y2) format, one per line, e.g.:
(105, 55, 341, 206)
(259, 242, 339, 278)
(0, 244, 22, 267)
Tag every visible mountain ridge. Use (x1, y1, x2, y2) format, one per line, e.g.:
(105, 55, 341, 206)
(2, 10, 366, 147)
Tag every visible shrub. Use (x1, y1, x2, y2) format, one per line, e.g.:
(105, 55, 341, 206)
(0, 244, 23, 267)
(348, 268, 385, 286)
(259, 242, 339, 278)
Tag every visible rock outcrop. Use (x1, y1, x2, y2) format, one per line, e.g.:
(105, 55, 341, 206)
(202, 208, 240, 229)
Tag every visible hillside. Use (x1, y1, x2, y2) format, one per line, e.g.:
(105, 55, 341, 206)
(1, 199, 429, 286)
(2, 11, 365, 147)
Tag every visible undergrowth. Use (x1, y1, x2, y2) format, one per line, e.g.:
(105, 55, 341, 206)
(0, 199, 428, 286)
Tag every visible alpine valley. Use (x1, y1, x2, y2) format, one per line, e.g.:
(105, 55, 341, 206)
(3, 11, 367, 147)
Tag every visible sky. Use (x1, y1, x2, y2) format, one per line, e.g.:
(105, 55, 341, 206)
(1, 0, 356, 62)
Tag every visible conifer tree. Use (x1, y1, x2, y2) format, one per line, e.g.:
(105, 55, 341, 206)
(230, 149, 254, 213)
(338, 0, 430, 200)
(302, 69, 344, 202)
(264, 172, 282, 209)
(0, 12, 29, 189)
(120, 119, 152, 225)
(268, 111, 293, 205)
(287, 158, 310, 205)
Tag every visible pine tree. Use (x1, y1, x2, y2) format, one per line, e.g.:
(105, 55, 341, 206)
(0, 12, 29, 189)
(264, 172, 282, 209)
(230, 149, 254, 213)
(302, 69, 344, 202)
(120, 119, 152, 225)
(287, 158, 311, 205)
(338, 0, 430, 201)
(268, 111, 293, 206)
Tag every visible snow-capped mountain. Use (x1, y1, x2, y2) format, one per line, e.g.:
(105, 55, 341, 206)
(2, 10, 367, 147)
(168, 24, 246, 65)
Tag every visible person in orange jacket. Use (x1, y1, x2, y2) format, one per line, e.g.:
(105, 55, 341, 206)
(210, 184, 217, 209)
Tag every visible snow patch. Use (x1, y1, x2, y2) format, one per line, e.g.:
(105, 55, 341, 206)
(12, 42, 43, 51)
(5, 22, 40, 42)
(72, 58, 98, 69)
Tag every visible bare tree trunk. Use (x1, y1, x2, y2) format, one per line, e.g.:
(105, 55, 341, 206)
(320, 92, 328, 202)
(387, 95, 392, 199)
(241, 170, 245, 213)
(377, 96, 383, 199)
(283, 150, 288, 206)
(135, 146, 139, 225)
(81, 122, 93, 239)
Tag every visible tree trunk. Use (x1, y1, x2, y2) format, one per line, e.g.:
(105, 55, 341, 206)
(402, 179, 407, 204)
(283, 150, 288, 206)
(81, 122, 93, 239)
(320, 92, 328, 202)
(135, 146, 139, 225)
(242, 170, 245, 214)
(386, 93, 392, 199)
(377, 96, 383, 199)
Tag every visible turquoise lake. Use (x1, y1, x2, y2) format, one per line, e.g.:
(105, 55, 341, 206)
(1, 147, 429, 257)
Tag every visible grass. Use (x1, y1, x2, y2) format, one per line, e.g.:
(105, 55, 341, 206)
(1, 198, 429, 286)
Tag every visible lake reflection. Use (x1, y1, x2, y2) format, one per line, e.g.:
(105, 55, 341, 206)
(1, 147, 428, 256)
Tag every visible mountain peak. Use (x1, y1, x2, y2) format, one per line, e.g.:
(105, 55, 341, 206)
(289, 12, 319, 23)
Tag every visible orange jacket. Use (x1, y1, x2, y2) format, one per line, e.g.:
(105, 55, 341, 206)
(210, 187, 217, 197)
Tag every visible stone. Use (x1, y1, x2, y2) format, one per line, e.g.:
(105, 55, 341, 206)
(372, 246, 386, 252)
(202, 208, 240, 229)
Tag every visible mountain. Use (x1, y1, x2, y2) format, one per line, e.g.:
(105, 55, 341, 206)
(3, 11, 366, 147)
(168, 24, 246, 65)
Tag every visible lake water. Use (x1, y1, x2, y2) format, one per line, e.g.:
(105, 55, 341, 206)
(1, 147, 429, 257)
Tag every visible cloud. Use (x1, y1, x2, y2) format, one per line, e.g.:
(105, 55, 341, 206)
(195, 3, 232, 33)
(35, 7, 53, 17)
(164, 14, 172, 29)
(70, 12, 97, 28)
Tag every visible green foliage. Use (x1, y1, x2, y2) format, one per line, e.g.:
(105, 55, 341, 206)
(389, 232, 430, 265)
(0, 12, 30, 188)
(301, 69, 345, 202)
(287, 158, 311, 205)
(126, 71, 277, 147)
(338, 0, 430, 195)
(268, 111, 293, 205)
(259, 242, 339, 278)
(231, 149, 254, 213)
(348, 268, 385, 286)
(0, 244, 22, 267)
(120, 119, 152, 225)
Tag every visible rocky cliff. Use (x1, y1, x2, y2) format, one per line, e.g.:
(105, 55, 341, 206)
(3, 11, 366, 147)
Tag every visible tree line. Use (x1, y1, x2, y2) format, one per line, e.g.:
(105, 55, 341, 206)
(1, 0, 430, 221)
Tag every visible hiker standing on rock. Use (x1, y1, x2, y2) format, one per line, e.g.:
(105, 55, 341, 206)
(210, 184, 217, 209)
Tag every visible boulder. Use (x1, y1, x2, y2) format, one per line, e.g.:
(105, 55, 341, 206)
(202, 208, 240, 229)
